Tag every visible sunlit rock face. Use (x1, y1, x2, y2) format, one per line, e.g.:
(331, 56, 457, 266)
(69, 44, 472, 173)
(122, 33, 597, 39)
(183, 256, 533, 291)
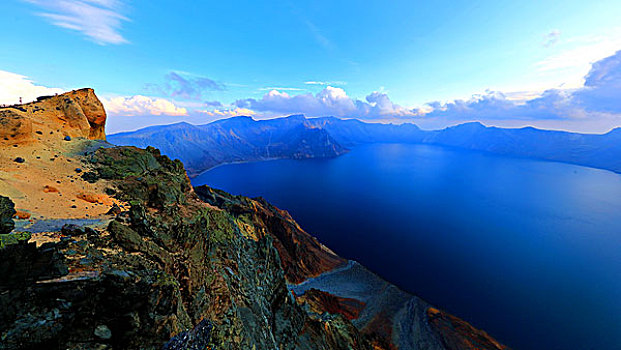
(0, 88, 106, 145)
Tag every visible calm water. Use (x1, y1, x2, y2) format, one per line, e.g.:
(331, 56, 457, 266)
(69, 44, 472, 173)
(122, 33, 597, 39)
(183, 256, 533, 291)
(192, 143, 621, 350)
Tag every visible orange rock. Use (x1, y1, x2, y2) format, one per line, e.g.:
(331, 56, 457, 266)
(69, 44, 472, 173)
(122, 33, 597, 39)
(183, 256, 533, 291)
(13, 210, 31, 219)
(295, 288, 366, 320)
(427, 307, 440, 315)
(0, 88, 107, 144)
(77, 193, 100, 203)
(426, 307, 508, 350)
(43, 185, 59, 193)
(59, 89, 107, 140)
(77, 193, 111, 205)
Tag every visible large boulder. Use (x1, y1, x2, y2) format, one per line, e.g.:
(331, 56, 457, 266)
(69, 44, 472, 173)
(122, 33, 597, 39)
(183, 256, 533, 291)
(60, 88, 107, 140)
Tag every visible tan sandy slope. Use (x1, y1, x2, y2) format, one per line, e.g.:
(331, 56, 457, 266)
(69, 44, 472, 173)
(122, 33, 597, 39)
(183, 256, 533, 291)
(0, 89, 121, 221)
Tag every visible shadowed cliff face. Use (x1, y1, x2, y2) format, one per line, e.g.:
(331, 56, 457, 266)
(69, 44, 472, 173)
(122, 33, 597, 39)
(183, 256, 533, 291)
(0, 89, 507, 349)
(295, 288, 366, 321)
(427, 308, 508, 350)
(194, 185, 346, 284)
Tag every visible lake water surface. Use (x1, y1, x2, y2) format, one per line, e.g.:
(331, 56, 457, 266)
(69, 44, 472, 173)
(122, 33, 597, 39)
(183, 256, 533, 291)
(192, 143, 621, 350)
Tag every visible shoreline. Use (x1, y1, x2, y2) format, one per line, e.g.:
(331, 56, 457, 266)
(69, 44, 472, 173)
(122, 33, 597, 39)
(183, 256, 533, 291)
(187, 142, 621, 180)
(189, 151, 349, 179)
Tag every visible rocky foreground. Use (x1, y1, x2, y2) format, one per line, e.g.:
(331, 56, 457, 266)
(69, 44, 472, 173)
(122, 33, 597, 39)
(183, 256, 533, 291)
(0, 89, 507, 349)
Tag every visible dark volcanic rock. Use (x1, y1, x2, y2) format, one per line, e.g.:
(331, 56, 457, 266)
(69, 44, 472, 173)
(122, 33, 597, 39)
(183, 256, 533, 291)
(195, 185, 346, 283)
(0, 240, 67, 290)
(0, 196, 16, 234)
(163, 319, 213, 350)
(296, 288, 366, 320)
(427, 307, 508, 350)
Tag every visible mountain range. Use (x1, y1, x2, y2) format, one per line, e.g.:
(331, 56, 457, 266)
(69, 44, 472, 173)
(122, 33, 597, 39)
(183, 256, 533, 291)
(109, 115, 346, 176)
(109, 115, 621, 177)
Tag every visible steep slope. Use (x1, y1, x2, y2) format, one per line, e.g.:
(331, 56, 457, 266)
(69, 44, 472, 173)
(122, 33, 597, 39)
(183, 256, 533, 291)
(0, 90, 507, 349)
(109, 115, 347, 177)
(193, 186, 346, 284)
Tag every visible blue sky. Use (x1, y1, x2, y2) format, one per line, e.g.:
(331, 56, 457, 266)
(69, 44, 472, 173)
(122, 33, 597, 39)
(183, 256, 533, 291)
(1, 0, 621, 133)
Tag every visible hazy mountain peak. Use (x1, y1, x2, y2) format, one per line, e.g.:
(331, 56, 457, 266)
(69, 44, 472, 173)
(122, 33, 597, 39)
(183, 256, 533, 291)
(283, 114, 306, 120)
(449, 121, 486, 129)
(212, 115, 254, 124)
(606, 126, 621, 135)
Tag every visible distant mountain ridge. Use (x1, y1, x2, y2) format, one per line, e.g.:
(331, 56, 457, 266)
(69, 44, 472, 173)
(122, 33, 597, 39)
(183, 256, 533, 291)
(109, 115, 346, 176)
(421, 122, 621, 173)
(109, 115, 621, 176)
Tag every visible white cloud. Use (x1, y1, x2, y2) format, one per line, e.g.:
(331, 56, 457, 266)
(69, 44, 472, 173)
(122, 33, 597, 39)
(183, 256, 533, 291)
(0, 70, 64, 105)
(235, 86, 415, 119)
(535, 31, 621, 88)
(199, 107, 255, 117)
(304, 81, 347, 86)
(25, 0, 129, 45)
(416, 50, 621, 132)
(102, 95, 188, 116)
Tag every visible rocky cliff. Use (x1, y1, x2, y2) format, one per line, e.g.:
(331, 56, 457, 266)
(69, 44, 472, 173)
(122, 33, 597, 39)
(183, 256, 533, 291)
(0, 90, 507, 349)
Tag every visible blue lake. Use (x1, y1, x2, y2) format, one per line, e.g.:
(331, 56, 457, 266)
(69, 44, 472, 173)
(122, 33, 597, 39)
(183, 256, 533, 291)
(192, 143, 621, 350)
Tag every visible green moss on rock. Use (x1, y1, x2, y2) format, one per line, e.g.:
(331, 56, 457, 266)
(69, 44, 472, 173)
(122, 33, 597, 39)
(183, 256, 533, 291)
(0, 232, 31, 249)
(0, 196, 16, 235)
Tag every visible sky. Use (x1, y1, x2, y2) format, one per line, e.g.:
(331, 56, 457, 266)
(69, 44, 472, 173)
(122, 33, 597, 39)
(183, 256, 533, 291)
(1, 0, 621, 133)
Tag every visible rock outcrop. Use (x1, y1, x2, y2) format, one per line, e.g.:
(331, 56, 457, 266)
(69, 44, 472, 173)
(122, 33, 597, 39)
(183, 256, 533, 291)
(0, 89, 507, 349)
(194, 186, 346, 284)
(0, 88, 106, 145)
